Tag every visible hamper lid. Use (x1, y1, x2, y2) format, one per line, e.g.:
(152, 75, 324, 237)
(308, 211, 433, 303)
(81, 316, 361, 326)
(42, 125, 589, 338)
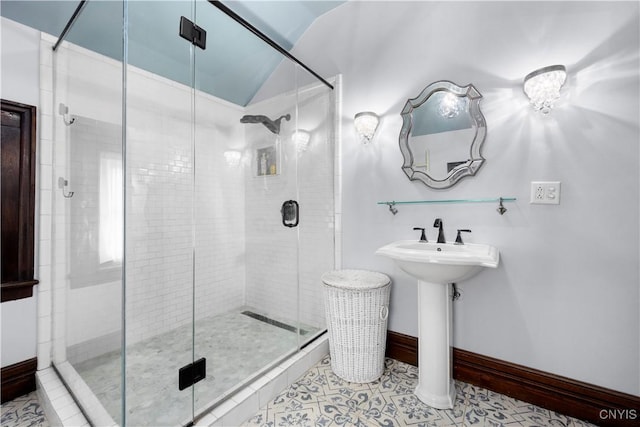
(321, 269, 390, 290)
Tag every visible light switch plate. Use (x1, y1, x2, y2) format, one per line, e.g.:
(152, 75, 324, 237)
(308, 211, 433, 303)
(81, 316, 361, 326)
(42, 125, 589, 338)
(530, 181, 561, 204)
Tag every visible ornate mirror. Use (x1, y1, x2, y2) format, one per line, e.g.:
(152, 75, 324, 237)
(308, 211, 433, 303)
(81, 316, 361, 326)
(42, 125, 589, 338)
(399, 81, 486, 189)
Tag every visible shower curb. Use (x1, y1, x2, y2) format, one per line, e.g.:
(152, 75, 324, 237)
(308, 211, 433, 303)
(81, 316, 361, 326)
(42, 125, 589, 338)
(36, 367, 91, 427)
(36, 335, 329, 427)
(195, 335, 329, 426)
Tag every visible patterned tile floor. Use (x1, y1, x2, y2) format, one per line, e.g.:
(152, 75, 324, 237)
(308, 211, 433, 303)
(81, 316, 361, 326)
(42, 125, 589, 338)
(243, 356, 597, 427)
(1, 357, 598, 427)
(0, 392, 49, 427)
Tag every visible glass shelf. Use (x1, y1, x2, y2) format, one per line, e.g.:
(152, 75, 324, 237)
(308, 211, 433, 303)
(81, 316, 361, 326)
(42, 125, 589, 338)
(378, 197, 516, 215)
(377, 197, 516, 205)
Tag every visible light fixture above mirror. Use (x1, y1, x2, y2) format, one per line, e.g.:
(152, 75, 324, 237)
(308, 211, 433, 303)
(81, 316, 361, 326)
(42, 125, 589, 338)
(354, 111, 379, 143)
(523, 65, 567, 114)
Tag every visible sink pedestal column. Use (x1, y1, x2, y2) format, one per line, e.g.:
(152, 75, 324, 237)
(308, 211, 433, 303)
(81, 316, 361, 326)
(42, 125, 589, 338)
(414, 280, 455, 409)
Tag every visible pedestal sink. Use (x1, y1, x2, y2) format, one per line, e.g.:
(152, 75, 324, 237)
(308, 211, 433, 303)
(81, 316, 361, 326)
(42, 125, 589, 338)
(376, 240, 499, 409)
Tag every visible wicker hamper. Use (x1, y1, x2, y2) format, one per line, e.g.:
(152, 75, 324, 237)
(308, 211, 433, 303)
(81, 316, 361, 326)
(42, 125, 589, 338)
(322, 270, 391, 383)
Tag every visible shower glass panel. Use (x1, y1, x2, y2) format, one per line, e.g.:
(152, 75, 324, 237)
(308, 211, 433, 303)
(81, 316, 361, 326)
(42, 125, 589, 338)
(191, 1, 333, 414)
(125, 1, 198, 425)
(191, 2, 296, 414)
(51, 1, 125, 426)
(51, 0, 334, 425)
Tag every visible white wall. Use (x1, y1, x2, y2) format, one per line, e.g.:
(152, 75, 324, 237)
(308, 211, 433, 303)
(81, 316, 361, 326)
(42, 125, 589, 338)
(260, 1, 640, 395)
(0, 17, 40, 367)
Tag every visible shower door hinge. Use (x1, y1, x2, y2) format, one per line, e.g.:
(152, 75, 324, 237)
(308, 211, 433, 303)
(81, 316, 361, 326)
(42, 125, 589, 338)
(178, 357, 206, 391)
(179, 16, 207, 50)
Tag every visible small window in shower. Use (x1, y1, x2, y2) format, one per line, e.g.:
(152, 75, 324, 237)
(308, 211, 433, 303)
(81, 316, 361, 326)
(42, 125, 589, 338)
(99, 152, 123, 265)
(69, 117, 123, 289)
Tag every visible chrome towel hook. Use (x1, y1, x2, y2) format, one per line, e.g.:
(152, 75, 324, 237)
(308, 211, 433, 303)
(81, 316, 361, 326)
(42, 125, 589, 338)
(58, 103, 75, 126)
(58, 177, 74, 198)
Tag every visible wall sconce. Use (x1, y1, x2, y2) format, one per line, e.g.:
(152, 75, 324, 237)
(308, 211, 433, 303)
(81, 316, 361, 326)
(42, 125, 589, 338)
(354, 111, 379, 143)
(292, 130, 311, 152)
(224, 150, 242, 167)
(523, 65, 567, 114)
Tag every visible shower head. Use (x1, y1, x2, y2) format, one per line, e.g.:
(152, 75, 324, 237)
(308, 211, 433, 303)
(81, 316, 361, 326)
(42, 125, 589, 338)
(240, 114, 290, 135)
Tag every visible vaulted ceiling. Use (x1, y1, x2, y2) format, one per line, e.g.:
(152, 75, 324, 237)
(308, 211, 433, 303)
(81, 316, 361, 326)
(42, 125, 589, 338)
(1, 0, 343, 106)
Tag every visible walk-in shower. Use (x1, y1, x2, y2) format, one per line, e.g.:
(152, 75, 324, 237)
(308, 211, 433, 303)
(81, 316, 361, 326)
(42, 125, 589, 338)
(48, 1, 337, 425)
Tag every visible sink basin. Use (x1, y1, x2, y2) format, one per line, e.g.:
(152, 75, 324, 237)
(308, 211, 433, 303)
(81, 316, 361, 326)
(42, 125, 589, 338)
(376, 239, 499, 409)
(375, 240, 499, 283)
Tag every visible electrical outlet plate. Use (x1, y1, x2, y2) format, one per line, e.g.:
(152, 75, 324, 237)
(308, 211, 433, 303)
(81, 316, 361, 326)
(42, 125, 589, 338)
(530, 181, 561, 204)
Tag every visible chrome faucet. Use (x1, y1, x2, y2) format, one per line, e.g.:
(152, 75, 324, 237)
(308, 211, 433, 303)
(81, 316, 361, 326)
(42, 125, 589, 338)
(433, 218, 445, 243)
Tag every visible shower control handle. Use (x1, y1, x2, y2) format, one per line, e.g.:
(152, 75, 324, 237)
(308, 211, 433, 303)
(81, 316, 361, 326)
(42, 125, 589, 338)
(281, 200, 299, 228)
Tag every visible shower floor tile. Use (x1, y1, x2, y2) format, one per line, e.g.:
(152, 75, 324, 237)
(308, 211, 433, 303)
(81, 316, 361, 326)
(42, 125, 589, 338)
(243, 356, 598, 427)
(71, 308, 317, 426)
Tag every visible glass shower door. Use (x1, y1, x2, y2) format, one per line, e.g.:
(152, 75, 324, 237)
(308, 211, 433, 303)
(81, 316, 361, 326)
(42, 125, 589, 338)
(191, 1, 335, 416)
(124, 1, 198, 425)
(190, 3, 303, 415)
(50, 1, 126, 426)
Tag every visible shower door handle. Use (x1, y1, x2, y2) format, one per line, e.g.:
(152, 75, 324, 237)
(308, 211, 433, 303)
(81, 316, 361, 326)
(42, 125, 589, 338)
(281, 200, 299, 228)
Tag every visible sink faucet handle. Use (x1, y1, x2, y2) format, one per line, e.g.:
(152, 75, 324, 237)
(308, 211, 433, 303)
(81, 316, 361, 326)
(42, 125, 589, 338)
(413, 227, 428, 242)
(455, 229, 472, 245)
